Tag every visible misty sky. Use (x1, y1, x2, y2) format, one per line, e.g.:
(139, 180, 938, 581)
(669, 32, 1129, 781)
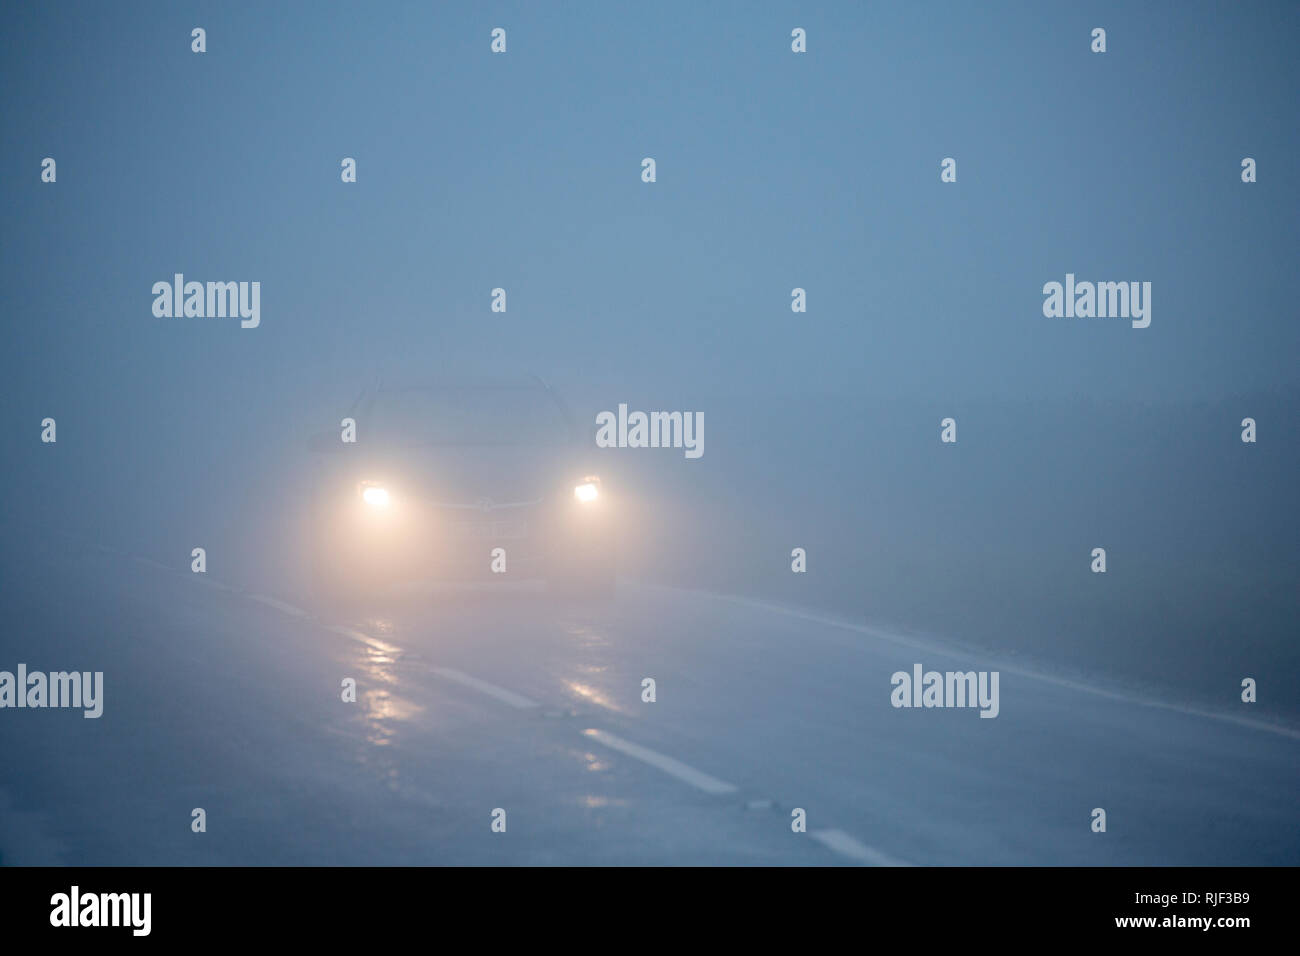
(3, 0, 1297, 435)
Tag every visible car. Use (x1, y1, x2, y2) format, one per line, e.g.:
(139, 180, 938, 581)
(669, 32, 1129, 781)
(306, 376, 615, 605)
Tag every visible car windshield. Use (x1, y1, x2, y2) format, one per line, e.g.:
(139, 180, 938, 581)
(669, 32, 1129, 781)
(369, 387, 571, 446)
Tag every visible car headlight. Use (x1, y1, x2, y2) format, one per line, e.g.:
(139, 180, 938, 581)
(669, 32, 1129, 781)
(360, 482, 391, 509)
(573, 476, 600, 503)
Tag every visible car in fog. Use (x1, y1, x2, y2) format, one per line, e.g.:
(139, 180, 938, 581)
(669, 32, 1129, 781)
(307, 377, 614, 603)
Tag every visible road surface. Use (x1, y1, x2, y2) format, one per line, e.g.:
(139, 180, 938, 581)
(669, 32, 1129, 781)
(1, 536, 1295, 866)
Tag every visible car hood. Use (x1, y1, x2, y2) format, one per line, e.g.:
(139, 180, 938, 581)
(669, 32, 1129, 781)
(357, 443, 582, 506)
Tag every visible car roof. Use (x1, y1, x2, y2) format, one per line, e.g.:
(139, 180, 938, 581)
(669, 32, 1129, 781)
(374, 374, 552, 392)
(358, 375, 576, 430)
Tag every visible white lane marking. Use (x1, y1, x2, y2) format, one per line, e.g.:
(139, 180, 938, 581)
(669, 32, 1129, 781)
(63, 540, 920, 862)
(645, 584, 1300, 742)
(195, 577, 234, 592)
(430, 668, 539, 709)
(247, 593, 310, 618)
(325, 624, 403, 655)
(136, 557, 179, 574)
(326, 623, 372, 643)
(582, 728, 738, 795)
(810, 829, 912, 867)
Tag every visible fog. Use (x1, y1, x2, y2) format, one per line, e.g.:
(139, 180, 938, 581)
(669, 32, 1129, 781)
(4, 1, 1298, 716)
(1, 2, 1297, 867)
